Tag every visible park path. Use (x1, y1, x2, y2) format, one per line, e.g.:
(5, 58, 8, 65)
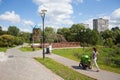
(0, 46, 63, 80)
(0, 46, 120, 80)
(47, 53, 120, 80)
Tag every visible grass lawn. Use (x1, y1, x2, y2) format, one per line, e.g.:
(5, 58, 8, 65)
(19, 47, 42, 52)
(52, 47, 120, 74)
(0, 47, 7, 52)
(35, 57, 94, 80)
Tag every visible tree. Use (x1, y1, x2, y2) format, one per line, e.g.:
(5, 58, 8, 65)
(14, 37, 24, 45)
(104, 38, 114, 47)
(20, 32, 30, 42)
(111, 27, 119, 31)
(70, 24, 85, 42)
(44, 27, 55, 43)
(57, 28, 70, 41)
(0, 26, 7, 35)
(0, 34, 14, 47)
(111, 27, 120, 44)
(0, 26, 2, 31)
(87, 30, 102, 45)
(8, 26, 20, 36)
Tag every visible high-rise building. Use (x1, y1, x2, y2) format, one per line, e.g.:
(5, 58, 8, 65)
(93, 18, 109, 32)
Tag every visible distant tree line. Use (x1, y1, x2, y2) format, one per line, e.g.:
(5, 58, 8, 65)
(43, 24, 120, 48)
(0, 24, 120, 48)
(0, 26, 30, 47)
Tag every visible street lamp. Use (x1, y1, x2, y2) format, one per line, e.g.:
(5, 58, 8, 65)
(40, 9, 47, 60)
(81, 29, 86, 51)
(30, 25, 35, 51)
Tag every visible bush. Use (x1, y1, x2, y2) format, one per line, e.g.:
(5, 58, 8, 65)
(14, 37, 24, 45)
(108, 47, 120, 67)
(0, 34, 14, 47)
(0, 35, 24, 47)
(104, 38, 114, 48)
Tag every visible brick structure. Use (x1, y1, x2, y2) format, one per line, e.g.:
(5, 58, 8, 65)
(33, 28, 40, 42)
(52, 42, 80, 48)
(31, 42, 80, 48)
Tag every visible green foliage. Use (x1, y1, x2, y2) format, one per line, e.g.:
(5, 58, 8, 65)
(0, 34, 24, 47)
(108, 47, 120, 67)
(14, 37, 24, 45)
(0, 26, 8, 35)
(0, 34, 14, 47)
(0, 47, 7, 52)
(70, 24, 85, 42)
(101, 28, 120, 45)
(8, 26, 20, 36)
(57, 28, 71, 41)
(18, 32, 30, 43)
(0, 26, 2, 31)
(35, 57, 94, 80)
(104, 38, 114, 47)
(44, 27, 55, 43)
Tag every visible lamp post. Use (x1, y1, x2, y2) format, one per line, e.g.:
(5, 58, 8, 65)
(30, 26, 35, 51)
(81, 29, 86, 51)
(40, 9, 47, 60)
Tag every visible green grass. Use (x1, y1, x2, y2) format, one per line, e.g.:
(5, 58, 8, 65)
(0, 47, 7, 52)
(52, 48, 83, 61)
(52, 47, 120, 74)
(19, 47, 41, 52)
(35, 57, 94, 80)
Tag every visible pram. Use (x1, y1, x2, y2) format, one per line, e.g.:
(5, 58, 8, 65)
(79, 54, 92, 69)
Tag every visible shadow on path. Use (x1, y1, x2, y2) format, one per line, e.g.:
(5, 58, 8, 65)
(72, 65, 101, 73)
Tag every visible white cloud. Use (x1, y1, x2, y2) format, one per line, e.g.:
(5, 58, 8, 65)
(84, 18, 94, 29)
(33, 0, 73, 26)
(0, 24, 7, 31)
(0, 11, 21, 23)
(110, 8, 120, 27)
(83, 8, 120, 29)
(22, 20, 35, 26)
(20, 28, 31, 32)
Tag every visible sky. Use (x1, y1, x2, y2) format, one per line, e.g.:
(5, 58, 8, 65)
(0, 0, 120, 32)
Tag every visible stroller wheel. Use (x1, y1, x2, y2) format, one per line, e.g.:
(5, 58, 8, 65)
(79, 63, 81, 67)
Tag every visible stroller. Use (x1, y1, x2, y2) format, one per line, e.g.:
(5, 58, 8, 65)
(79, 54, 92, 69)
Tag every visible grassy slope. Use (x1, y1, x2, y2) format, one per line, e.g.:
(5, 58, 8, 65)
(35, 57, 94, 80)
(0, 47, 7, 52)
(52, 47, 120, 74)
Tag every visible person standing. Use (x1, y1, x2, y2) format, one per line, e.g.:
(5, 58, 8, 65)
(92, 47, 100, 72)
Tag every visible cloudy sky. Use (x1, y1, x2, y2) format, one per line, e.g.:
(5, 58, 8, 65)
(0, 0, 120, 32)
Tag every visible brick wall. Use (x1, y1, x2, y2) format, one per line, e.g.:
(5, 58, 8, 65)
(31, 42, 80, 48)
(52, 42, 80, 48)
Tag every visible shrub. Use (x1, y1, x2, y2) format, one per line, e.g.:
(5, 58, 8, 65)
(14, 37, 24, 45)
(0, 34, 14, 47)
(104, 38, 114, 48)
(108, 47, 120, 67)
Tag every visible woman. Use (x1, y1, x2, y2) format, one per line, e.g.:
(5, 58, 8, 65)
(92, 47, 100, 72)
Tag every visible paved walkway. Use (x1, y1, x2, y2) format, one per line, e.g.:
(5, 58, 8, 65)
(0, 46, 120, 80)
(47, 53, 120, 80)
(0, 46, 63, 80)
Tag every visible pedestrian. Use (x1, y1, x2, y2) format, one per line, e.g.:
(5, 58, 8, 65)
(92, 47, 100, 72)
(49, 43, 52, 54)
